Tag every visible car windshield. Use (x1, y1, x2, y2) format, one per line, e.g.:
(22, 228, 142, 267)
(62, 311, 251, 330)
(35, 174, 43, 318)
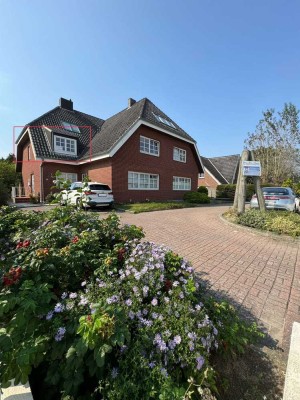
(89, 184, 111, 191)
(262, 188, 289, 195)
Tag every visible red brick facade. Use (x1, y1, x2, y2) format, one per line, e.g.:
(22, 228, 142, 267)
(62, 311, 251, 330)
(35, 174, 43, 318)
(19, 125, 201, 203)
(112, 126, 199, 202)
(21, 141, 42, 198)
(198, 170, 219, 197)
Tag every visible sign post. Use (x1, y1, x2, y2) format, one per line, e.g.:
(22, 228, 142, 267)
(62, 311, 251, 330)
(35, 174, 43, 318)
(234, 150, 265, 213)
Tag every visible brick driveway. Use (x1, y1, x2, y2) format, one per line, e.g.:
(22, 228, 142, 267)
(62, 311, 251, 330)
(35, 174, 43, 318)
(120, 205, 300, 350)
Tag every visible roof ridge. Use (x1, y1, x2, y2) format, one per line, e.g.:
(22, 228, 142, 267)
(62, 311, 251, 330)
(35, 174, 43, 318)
(207, 157, 229, 184)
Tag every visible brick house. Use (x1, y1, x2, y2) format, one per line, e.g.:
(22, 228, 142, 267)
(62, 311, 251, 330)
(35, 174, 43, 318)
(198, 154, 240, 197)
(16, 97, 203, 203)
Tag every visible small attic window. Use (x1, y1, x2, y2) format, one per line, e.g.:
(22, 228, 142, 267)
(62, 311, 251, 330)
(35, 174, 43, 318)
(153, 113, 176, 129)
(62, 121, 81, 133)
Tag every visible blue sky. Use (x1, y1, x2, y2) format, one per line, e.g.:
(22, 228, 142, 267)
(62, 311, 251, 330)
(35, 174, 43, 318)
(1, 0, 300, 159)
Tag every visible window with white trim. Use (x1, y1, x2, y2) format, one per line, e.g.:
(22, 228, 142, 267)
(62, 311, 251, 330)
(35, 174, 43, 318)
(199, 172, 204, 178)
(60, 173, 78, 183)
(173, 177, 191, 190)
(128, 172, 159, 190)
(173, 147, 186, 163)
(54, 135, 77, 155)
(140, 136, 160, 156)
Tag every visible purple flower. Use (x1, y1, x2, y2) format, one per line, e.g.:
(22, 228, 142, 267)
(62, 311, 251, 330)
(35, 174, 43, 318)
(69, 292, 77, 299)
(189, 341, 195, 351)
(79, 296, 88, 306)
(128, 311, 135, 320)
(142, 286, 149, 296)
(149, 361, 156, 368)
(151, 298, 158, 306)
(140, 318, 153, 327)
(120, 345, 128, 353)
(61, 292, 67, 299)
(142, 309, 148, 315)
(174, 335, 182, 345)
(168, 340, 176, 350)
(196, 356, 205, 370)
(55, 327, 66, 342)
(152, 312, 158, 319)
(179, 292, 184, 299)
(160, 368, 168, 377)
(46, 311, 53, 320)
(187, 332, 197, 341)
(81, 281, 87, 287)
(111, 367, 118, 379)
(125, 299, 132, 306)
(54, 303, 64, 313)
(106, 295, 119, 304)
(98, 281, 106, 288)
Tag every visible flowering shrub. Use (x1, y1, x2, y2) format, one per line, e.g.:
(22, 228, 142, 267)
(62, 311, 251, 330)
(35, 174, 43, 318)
(0, 206, 262, 399)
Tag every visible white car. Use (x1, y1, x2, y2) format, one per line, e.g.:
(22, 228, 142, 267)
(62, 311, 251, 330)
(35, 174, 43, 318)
(250, 187, 299, 212)
(61, 182, 114, 208)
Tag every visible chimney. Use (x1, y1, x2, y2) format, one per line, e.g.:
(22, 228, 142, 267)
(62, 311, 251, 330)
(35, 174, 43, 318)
(59, 98, 73, 111)
(128, 98, 136, 108)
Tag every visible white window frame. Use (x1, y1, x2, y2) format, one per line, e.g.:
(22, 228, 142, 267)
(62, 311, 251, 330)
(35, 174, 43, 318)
(199, 173, 205, 178)
(54, 135, 77, 155)
(140, 136, 160, 157)
(128, 171, 159, 190)
(60, 172, 78, 183)
(173, 176, 191, 191)
(173, 147, 186, 163)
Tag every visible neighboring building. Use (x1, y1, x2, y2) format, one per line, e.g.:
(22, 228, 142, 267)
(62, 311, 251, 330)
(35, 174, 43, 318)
(16, 97, 203, 203)
(198, 154, 240, 197)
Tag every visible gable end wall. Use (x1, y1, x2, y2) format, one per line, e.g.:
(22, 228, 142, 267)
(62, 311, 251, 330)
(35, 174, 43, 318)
(112, 125, 199, 202)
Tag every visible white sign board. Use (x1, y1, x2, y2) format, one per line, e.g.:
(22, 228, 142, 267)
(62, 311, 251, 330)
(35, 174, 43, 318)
(242, 161, 261, 177)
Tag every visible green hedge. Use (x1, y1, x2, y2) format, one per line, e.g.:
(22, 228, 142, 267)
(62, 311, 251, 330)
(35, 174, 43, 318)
(216, 183, 277, 201)
(197, 186, 209, 195)
(183, 191, 210, 204)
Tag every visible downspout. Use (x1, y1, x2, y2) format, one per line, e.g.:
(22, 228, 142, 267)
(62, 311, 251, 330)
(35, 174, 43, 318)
(40, 161, 44, 203)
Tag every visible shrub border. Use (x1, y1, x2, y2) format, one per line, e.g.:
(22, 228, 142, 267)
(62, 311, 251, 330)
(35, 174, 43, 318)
(220, 211, 300, 243)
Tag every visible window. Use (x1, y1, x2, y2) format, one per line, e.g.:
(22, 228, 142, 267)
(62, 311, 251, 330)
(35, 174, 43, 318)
(153, 113, 177, 129)
(173, 177, 191, 191)
(60, 173, 78, 183)
(128, 172, 159, 190)
(54, 135, 77, 155)
(140, 136, 160, 156)
(27, 145, 30, 160)
(173, 147, 186, 163)
(62, 121, 81, 133)
(199, 172, 204, 178)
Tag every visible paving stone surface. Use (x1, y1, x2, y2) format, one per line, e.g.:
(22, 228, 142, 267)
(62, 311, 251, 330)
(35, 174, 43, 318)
(120, 205, 300, 350)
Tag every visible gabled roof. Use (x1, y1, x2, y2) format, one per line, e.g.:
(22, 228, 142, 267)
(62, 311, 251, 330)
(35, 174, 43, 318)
(201, 154, 240, 184)
(16, 98, 197, 163)
(16, 106, 104, 161)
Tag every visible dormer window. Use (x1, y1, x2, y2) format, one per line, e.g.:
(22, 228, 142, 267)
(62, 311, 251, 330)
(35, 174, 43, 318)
(54, 135, 77, 155)
(62, 121, 81, 133)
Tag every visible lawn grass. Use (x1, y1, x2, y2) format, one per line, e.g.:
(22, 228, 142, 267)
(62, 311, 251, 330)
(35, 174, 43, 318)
(115, 201, 200, 213)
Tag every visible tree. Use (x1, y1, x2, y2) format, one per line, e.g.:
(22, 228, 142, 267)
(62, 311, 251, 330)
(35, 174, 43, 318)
(245, 103, 300, 184)
(0, 154, 20, 205)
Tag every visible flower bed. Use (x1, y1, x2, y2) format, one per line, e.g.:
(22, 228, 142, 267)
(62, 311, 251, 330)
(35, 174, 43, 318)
(0, 205, 262, 399)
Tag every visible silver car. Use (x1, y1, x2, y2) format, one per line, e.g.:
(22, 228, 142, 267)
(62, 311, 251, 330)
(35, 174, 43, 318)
(250, 187, 299, 212)
(61, 182, 114, 208)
